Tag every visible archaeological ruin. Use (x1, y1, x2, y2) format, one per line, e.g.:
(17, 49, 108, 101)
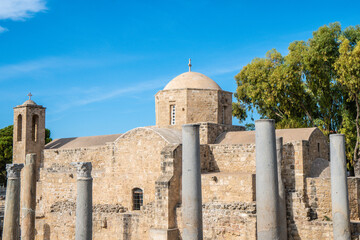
(2, 66, 360, 239)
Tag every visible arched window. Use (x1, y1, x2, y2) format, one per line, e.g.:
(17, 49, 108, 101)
(32, 115, 39, 142)
(132, 188, 143, 210)
(17, 114, 22, 141)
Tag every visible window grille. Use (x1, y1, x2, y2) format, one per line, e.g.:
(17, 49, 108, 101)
(132, 188, 143, 210)
(170, 105, 176, 125)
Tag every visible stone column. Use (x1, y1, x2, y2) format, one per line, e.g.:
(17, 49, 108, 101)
(255, 119, 280, 240)
(21, 153, 37, 240)
(71, 162, 93, 240)
(2, 163, 24, 240)
(276, 137, 287, 240)
(330, 134, 351, 240)
(182, 124, 203, 240)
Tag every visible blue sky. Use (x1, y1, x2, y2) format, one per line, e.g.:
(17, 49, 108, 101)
(0, 0, 359, 139)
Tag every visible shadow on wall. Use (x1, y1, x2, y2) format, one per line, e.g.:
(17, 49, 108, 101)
(45, 138, 77, 149)
(43, 223, 51, 240)
(282, 143, 301, 239)
(308, 158, 330, 178)
(200, 145, 219, 173)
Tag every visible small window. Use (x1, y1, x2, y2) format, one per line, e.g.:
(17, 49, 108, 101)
(32, 115, 39, 142)
(317, 143, 320, 153)
(17, 114, 22, 141)
(170, 105, 176, 125)
(132, 188, 143, 210)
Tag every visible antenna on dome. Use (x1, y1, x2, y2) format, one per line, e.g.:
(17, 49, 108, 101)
(188, 58, 192, 72)
(27, 92, 32, 100)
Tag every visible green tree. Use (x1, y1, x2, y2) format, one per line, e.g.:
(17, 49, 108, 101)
(335, 37, 360, 174)
(0, 125, 52, 184)
(0, 126, 14, 184)
(233, 22, 359, 174)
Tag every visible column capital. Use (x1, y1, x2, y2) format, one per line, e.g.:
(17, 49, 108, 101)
(6, 164, 24, 179)
(71, 162, 92, 179)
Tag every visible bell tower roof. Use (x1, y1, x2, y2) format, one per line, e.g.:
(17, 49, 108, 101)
(22, 92, 38, 106)
(22, 99, 38, 106)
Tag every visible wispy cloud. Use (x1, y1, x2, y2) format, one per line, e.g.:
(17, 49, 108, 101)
(205, 64, 243, 76)
(0, 0, 47, 32)
(0, 26, 8, 33)
(52, 78, 166, 113)
(0, 0, 46, 20)
(0, 54, 143, 81)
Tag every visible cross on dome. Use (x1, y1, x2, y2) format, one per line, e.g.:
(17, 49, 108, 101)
(188, 58, 192, 72)
(28, 92, 33, 100)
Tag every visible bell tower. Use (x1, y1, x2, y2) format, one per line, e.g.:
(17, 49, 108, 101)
(13, 93, 46, 169)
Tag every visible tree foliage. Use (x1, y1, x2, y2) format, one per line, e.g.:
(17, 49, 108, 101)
(335, 36, 360, 173)
(0, 126, 14, 184)
(0, 125, 52, 184)
(233, 22, 360, 174)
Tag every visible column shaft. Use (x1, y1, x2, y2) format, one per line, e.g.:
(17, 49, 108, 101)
(2, 164, 24, 240)
(255, 119, 280, 240)
(330, 134, 351, 240)
(21, 153, 37, 240)
(182, 124, 203, 240)
(72, 162, 93, 240)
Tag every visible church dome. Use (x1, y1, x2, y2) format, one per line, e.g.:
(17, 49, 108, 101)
(164, 72, 222, 90)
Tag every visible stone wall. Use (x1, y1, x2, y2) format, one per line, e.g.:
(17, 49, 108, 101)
(155, 90, 188, 128)
(176, 202, 256, 240)
(306, 128, 329, 177)
(31, 124, 359, 240)
(209, 144, 255, 173)
(35, 202, 154, 240)
(35, 128, 173, 240)
(199, 122, 244, 145)
(13, 104, 45, 169)
(155, 89, 232, 128)
(306, 177, 360, 221)
(201, 172, 255, 203)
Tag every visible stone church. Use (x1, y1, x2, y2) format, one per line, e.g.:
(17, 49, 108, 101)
(11, 68, 360, 239)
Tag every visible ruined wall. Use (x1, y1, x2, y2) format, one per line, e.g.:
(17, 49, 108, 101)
(151, 144, 182, 236)
(199, 123, 244, 145)
(281, 141, 307, 192)
(201, 172, 255, 203)
(32, 124, 359, 240)
(176, 202, 256, 240)
(209, 144, 255, 173)
(35, 202, 154, 240)
(306, 177, 360, 221)
(35, 128, 172, 240)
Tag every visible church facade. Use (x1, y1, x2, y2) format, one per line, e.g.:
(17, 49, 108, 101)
(11, 69, 360, 239)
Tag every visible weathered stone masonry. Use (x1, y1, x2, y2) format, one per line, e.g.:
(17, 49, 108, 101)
(8, 69, 360, 240)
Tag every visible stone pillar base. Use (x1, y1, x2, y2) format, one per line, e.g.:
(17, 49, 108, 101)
(149, 228, 179, 240)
